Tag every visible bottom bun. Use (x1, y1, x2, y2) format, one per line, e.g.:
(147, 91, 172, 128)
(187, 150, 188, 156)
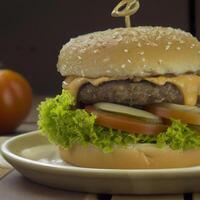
(59, 144, 200, 169)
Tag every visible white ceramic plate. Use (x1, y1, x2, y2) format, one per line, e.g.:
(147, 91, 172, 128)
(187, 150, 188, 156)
(1, 131, 200, 194)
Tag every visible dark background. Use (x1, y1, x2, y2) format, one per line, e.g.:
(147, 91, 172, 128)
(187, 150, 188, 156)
(0, 0, 198, 95)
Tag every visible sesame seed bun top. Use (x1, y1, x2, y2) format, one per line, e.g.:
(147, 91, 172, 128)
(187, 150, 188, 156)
(57, 26, 200, 78)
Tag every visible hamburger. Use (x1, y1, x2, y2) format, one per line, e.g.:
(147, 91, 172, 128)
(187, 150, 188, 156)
(38, 26, 200, 169)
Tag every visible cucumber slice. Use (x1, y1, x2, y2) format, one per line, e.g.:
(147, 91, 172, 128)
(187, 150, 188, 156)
(94, 102, 162, 124)
(160, 103, 200, 114)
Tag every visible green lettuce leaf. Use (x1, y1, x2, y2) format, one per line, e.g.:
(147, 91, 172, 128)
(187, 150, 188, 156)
(38, 90, 200, 152)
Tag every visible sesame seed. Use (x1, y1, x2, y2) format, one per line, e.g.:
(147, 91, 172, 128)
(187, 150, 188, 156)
(146, 42, 150, 46)
(62, 65, 67, 70)
(176, 47, 181, 50)
(94, 49, 98, 54)
(116, 36, 123, 42)
(143, 64, 148, 68)
(179, 40, 185, 44)
(191, 44, 196, 48)
(172, 35, 177, 40)
(139, 52, 144, 56)
(127, 59, 132, 63)
(121, 64, 126, 68)
(142, 58, 146, 62)
(156, 36, 161, 40)
(114, 31, 119, 35)
(152, 43, 158, 47)
(106, 70, 111, 73)
(78, 56, 82, 60)
(198, 51, 200, 54)
(165, 45, 170, 50)
(158, 59, 163, 64)
(140, 71, 145, 75)
(81, 70, 85, 76)
(167, 41, 172, 45)
(137, 42, 142, 47)
(124, 49, 129, 53)
(63, 81, 68, 86)
(80, 48, 86, 53)
(103, 58, 110, 62)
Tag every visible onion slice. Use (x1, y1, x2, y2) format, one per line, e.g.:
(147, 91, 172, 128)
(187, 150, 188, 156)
(94, 102, 162, 124)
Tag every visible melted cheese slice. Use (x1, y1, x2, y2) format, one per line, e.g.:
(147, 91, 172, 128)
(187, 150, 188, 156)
(63, 75, 200, 106)
(62, 76, 117, 96)
(145, 75, 200, 106)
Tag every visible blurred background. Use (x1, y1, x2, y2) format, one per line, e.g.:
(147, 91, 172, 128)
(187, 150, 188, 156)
(0, 0, 199, 95)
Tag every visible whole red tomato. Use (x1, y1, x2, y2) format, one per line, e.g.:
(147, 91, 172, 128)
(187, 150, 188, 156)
(0, 70, 32, 134)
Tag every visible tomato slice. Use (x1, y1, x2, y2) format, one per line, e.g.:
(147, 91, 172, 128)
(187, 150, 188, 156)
(85, 106, 167, 135)
(146, 103, 200, 125)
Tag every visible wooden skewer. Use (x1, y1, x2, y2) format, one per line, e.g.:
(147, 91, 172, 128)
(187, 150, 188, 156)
(112, 0, 140, 27)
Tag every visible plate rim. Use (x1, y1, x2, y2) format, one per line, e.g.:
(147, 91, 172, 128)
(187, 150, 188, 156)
(2, 131, 200, 177)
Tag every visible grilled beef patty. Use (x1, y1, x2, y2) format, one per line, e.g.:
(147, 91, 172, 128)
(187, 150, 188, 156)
(78, 80, 184, 106)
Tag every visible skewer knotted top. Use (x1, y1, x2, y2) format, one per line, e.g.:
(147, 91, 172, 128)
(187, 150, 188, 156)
(112, 0, 140, 27)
